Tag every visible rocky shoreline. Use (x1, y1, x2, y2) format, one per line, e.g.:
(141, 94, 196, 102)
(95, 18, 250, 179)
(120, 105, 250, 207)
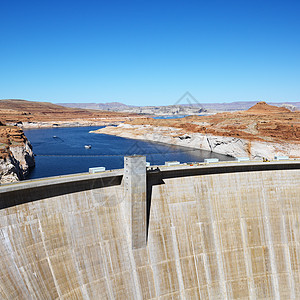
(0, 119, 122, 184)
(91, 123, 300, 160)
(0, 126, 35, 184)
(6, 119, 126, 129)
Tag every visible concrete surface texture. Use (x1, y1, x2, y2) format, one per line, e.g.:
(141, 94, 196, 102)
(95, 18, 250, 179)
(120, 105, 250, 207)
(124, 155, 147, 249)
(0, 163, 300, 299)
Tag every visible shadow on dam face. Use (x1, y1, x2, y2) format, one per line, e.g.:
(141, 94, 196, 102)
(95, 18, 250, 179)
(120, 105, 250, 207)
(2, 161, 298, 244)
(1, 161, 298, 210)
(0, 175, 123, 210)
(0, 160, 300, 299)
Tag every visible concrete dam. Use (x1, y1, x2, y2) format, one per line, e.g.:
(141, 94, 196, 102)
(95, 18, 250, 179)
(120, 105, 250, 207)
(0, 158, 300, 299)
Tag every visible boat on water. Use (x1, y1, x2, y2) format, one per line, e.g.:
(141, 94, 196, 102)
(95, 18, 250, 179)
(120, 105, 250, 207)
(53, 136, 58, 138)
(85, 145, 92, 149)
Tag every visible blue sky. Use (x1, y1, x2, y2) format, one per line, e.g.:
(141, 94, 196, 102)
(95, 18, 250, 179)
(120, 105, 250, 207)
(1, 0, 299, 105)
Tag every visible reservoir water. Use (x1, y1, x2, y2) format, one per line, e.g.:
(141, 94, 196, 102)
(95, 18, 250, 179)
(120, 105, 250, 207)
(24, 126, 233, 179)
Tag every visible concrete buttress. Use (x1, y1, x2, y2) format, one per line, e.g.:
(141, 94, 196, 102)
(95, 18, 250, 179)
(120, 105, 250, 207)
(124, 155, 147, 249)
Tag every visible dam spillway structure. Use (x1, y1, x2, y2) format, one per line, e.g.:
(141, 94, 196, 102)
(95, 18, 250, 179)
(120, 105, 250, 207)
(0, 158, 300, 299)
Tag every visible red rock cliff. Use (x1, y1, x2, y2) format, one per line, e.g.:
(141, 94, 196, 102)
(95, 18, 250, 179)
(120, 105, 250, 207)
(0, 125, 35, 184)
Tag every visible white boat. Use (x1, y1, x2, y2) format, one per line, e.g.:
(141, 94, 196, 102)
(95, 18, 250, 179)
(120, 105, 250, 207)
(85, 145, 92, 149)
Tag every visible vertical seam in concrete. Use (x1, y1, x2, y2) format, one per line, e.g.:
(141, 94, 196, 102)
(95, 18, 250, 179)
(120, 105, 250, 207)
(148, 246, 160, 298)
(0, 282, 9, 299)
(170, 226, 185, 300)
(65, 196, 90, 300)
(206, 180, 228, 299)
(198, 222, 213, 300)
(240, 218, 256, 300)
(93, 204, 115, 300)
(261, 183, 280, 300)
(281, 214, 296, 298)
(101, 242, 115, 300)
(120, 199, 143, 300)
(277, 173, 296, 299)
(127, 249, 143, 299)
(19, 266, 37, 300)
(191, 236, 202, 298)
(3, 228, 32, 299)
(211, 221, 228, 298)
(237, 174, 255, 300)
(38, 219, 63, 299)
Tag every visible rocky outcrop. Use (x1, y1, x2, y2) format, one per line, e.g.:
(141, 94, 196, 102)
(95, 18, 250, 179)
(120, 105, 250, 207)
(0, 154, 21, 183)
(0, 126, 35, 184)
(126, 102, 300, 144)
(90, 102, 300, 160)
(92, 124, 300, 160)
(8, 120, 125, 129)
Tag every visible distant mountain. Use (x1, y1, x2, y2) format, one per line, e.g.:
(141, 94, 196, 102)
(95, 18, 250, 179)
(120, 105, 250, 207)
(0, 99, 83, 113)
(58, 102, 207, 116)
(200, 101, 300, 111)
(58, 101, 300, 114)
(246, 101, 291, 113)
(58, 102, 132, 111)
(0, 99, 136, 124)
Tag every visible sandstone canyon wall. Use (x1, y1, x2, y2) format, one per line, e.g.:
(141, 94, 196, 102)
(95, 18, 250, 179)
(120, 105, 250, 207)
(0, 126, 35, 184)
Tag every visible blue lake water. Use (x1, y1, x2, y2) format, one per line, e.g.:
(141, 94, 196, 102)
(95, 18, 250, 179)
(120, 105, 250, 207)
(24, 126, 233, 179)
(154, 114, 205, 119)
(153, 115, 189, 119)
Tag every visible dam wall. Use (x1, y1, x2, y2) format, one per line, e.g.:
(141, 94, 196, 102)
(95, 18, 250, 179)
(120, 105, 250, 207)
(0, 161, 300, 299)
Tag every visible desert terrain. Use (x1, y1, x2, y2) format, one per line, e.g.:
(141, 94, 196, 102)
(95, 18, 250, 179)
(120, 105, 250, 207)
(59, 100, 300, 114)
(0, 99, 140, 183)
(127, 102, 300, 143)
(0, 99, 140, 128)
(94, 102, 300, 159)
(1, 100, 299, 183)
(0, 125, 29, 159)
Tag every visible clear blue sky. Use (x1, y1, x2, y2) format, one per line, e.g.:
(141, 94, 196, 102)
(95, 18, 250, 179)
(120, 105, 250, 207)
(1, 0, 299, 105)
